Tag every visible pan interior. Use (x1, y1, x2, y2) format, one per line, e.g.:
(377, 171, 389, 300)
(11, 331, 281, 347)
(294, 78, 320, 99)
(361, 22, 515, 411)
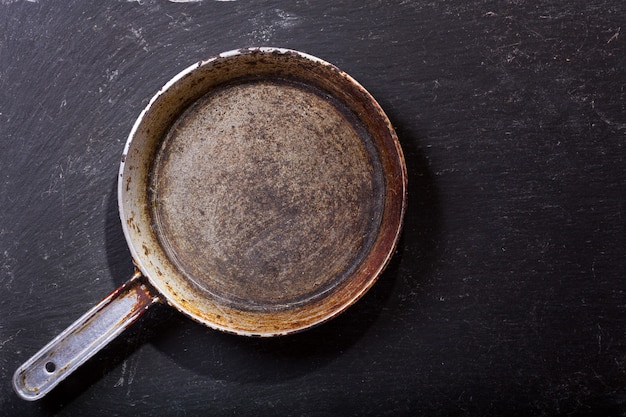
(149, 79, 384, 311)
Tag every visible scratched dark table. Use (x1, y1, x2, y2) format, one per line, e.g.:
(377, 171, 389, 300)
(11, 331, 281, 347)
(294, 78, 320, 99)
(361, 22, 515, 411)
(1, 0, 625, 415)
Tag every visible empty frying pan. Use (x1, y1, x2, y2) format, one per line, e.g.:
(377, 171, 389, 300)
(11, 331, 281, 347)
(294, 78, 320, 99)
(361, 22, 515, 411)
(13, 47, 407, 400)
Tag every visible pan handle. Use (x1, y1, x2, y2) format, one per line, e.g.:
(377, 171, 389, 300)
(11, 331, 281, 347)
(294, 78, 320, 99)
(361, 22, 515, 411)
(12, 271, 160, 401)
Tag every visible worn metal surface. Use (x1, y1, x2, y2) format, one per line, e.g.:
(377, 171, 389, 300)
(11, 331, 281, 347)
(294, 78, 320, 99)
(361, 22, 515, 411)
(12, 272, 159, 401)
(151, 79, 383, 310)
(119, 48, 407, 335)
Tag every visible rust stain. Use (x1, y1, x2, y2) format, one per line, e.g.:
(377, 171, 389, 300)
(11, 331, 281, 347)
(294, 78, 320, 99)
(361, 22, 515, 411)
(148, 77, 384, 312)
(120, 48, 406, 335)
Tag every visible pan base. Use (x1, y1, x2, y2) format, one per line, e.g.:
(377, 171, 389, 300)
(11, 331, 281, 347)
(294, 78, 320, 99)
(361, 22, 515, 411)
(150, 79, 384, 311)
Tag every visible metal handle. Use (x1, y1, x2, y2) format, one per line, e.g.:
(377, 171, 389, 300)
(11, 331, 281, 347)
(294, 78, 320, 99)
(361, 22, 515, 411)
(12, 272, 160, 401)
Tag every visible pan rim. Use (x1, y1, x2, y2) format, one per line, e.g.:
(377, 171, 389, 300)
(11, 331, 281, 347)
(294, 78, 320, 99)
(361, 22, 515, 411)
(117, 47, 407, 336)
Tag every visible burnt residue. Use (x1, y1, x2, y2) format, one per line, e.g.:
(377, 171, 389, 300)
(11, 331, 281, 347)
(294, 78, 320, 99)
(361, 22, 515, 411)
(121, 48, 406, 334)
(148, 78, 385, 312)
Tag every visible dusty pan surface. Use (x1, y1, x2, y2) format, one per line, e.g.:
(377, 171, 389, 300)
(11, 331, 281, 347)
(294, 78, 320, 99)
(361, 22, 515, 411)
(119, 48, 407, 335)
(150, 78, 385, 311)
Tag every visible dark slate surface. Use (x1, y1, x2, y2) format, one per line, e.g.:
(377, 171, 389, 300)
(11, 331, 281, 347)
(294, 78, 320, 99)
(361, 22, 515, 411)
(1, 0, 625, 415)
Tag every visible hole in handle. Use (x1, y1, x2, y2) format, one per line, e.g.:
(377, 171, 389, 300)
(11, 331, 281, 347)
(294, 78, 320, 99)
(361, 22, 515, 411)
(44, 361, 56, 373)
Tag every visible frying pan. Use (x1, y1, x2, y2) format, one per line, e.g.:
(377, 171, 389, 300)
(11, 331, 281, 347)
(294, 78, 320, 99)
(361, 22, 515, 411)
(13, 47, 407, 401)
